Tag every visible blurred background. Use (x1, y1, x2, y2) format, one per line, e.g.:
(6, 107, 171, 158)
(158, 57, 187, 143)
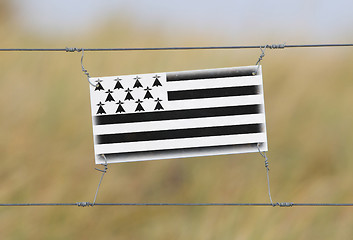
(1, 0, 353, 239)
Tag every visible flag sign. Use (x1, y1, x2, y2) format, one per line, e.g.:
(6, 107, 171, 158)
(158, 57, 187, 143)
(89, 65, 268, 164)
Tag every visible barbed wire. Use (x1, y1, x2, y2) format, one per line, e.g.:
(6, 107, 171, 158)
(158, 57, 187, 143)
(0, 43, 352, 52)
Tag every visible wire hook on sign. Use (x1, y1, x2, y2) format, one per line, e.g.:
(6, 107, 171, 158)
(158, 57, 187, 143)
(92, 155, 109, 206)
(257, 143, 274, 205)
(254, 43, 285, 74)
(254, 45, 267, 75)
(66, 47, 96, 87)
(80, 49, 97, 87)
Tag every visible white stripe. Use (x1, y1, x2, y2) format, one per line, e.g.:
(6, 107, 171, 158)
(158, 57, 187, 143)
(166, 95, 263, 111)
(94, 133, 267, 154)
(93, 114, 265, 135)
(97, 143, 268, 164)
(167, 75, 262, 91)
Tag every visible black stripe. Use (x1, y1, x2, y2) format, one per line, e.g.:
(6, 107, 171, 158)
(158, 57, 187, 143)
(168, 85, 259, 101)
(166, 67, 256, 81)
(99, 143, 262, 160)
(95, 104, 261, 125)
(96, 123, 263, 144)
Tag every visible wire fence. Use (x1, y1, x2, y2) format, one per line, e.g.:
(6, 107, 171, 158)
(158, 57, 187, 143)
(1, 42, 353, 207)
(0, 43, 352, 52)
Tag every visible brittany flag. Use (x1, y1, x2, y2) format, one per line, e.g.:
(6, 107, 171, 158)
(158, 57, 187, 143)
(89, 65, 268, 164)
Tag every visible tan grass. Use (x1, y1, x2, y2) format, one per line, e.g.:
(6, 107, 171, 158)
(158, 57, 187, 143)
(1, 15, 353, 240)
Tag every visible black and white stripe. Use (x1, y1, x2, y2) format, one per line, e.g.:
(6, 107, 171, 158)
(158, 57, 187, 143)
(89, 65, 267, 164)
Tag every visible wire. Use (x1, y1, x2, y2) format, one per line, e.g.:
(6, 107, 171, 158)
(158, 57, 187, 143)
(256, 143, 273, 205)
(1, 202, 353, 207)
(94, 203, 353, 207)
(0, 203, 78, 206)
(0, 43, 352, 52)
(92, 156, 108, 205)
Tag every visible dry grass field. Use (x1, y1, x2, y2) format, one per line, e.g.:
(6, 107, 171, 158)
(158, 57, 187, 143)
(1, 7, 353, 239)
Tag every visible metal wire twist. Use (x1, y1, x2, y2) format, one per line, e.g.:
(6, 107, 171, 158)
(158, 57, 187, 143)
(65, 47, 82, 52)
(76, 202, 92, 207)
(92, 155, 108, 206)
(257, 143, 274, 205)
(254, 45, 267, 75)
(80, 49, 96, 87)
